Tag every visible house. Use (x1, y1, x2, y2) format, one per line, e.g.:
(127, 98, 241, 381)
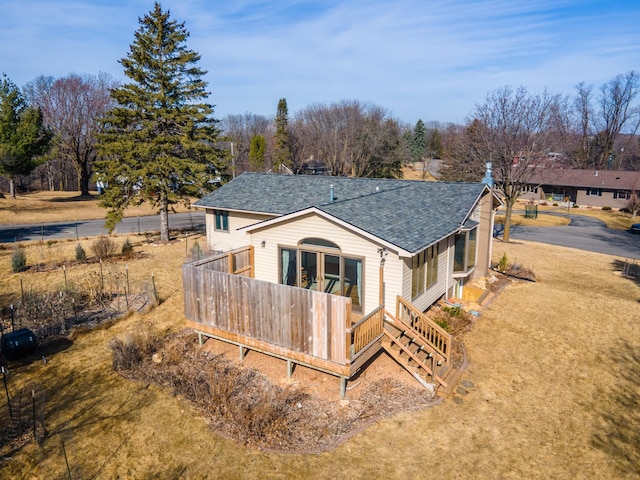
(519, 168, 640, 209)
(183, 172, 501, 397)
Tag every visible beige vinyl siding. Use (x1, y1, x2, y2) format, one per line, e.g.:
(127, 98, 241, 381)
(401, 238, 454, 312)
(248, 212, 404, 314)
(203, 210, 274, 252)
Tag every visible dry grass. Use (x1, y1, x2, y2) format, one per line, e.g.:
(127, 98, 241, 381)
(505, 199, 637, 230)
(495, 212, 570, 227)
(0, 238, 639, 478)
(0, 190, 195, 226)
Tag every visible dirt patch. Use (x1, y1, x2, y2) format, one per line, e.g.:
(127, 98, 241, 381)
(117, 329, 438, 453)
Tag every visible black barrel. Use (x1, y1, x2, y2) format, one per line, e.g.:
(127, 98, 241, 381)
(1, 328, 38, 361)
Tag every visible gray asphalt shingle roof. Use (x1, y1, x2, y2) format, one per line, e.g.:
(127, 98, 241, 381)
(195, 172, 487, 254)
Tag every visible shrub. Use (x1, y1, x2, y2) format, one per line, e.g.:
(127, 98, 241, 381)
(190, 240, 202, 261)
(572, 204, 580, 208)
(11, 247, 27, 273)
(442, 305, 463, 317)
(75, 243, 87, 262)
(91, 235, 117, 260)
(109, 323, 158, 370)
(121, 238, 134, 259)
(498, 252, 508, 272)
(553, 203, 558, 207)
(602, 206, 612, 211)
(434, 317, 450, 331)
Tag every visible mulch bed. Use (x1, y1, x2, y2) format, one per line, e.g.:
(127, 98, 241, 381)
(116, 330, 438, 453)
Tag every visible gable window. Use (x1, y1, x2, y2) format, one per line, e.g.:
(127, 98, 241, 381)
(411, 244, 438, 299)
(214, 210, 229, 231)
(454, 227, 477, 274)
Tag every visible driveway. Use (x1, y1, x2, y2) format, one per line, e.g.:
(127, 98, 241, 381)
(0, 211, 205, 243)
(498, 213, 640, 259)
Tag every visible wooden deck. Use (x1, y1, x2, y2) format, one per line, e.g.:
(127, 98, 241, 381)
(182, 247, 384, 397)
(182, 247, 462, 398)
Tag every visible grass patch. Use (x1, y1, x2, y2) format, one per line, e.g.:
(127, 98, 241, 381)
(0, 190, 196, 226)
(0, 237, 638, 478)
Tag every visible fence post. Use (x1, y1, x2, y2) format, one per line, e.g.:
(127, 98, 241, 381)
(2, 367, 12, 419)
(32, 389, 36, 442)
(126, 264, 130, 297)
(152, 273, 158, 304)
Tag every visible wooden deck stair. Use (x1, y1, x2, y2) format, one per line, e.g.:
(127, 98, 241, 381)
(382, 312, 462, 397)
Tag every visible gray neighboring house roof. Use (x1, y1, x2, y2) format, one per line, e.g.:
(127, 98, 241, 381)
(525, 168, 640, 190)
(194, 172, 489, 254)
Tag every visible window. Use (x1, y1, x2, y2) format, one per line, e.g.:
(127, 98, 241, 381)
(278, 240, 364, 312)
(454, 227, 478, 274)
(280, 248, 297, 286)
(614, 190, 630, 200)
(411, 244, 438, 299)
(214, 210, 228, 231)
(587, 188, 602, 196)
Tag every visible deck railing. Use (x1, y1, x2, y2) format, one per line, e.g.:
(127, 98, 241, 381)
(396, 296, 451, 364)
(347, 305, 385, 360)
(190, 245, 254, 277)
(183, 247, 385, 372)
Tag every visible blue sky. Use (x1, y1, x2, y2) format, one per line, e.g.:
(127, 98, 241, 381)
(1, 0, 639, 125)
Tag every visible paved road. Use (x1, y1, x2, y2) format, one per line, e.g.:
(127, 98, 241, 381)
(499, 212, 640, 259)
(0, 211, 205, 243)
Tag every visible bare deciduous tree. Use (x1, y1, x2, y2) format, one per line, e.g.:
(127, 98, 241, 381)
(221, 113, 271, 175)
(292, 100, 402, 178)
(465, 86, 568, 241)
(572, 71, 640, 170)
(25, 73, 118, 195)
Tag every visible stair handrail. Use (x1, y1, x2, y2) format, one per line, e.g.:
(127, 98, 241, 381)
(382, 309, 448, 388)
(395, 297, 452, 364)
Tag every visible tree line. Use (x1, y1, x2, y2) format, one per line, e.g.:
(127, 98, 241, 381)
(1, 2, 638, 240)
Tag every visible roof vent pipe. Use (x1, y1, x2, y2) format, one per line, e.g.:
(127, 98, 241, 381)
(482, 161, 494, 187)
(329, 184, 335, 203)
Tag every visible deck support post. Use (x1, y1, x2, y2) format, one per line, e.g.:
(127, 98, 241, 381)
(239, 345, 245, 361)
(197, 331, 203, 346)
(340, 377, 347, 399)
(287, 359, 295, 378)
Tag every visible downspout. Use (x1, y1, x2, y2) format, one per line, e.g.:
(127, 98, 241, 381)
(446, 237, 450, 298)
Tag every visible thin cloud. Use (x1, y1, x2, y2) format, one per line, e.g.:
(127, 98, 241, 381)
(1, 0, 638, 124)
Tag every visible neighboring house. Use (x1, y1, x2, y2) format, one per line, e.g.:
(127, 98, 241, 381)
(183, 172, 501, 397)
(297, 156, 332, 175)
(519, 168, 640, 209)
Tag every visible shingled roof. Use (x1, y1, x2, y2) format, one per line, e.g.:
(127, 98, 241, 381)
(195, 173, 488, 254)
(525, 168, 640, 190)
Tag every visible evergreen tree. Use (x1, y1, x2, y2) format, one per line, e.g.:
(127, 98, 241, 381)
(248, 133, 266, 171)
(96, 3, 224, 241)
(427, 128, 443, 158)
(273, 98, 292, 171)
(409, 119, 427, 162)
(0, 75, 52, 198)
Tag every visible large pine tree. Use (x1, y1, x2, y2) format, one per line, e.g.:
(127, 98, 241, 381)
(409, 119, 427, 163)
(0, 75, 52, 198)
(96, 2, 224, 241)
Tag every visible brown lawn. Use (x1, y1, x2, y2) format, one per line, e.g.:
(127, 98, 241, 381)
(0, 191, 195, 226)
(0, 237, 639, 478)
